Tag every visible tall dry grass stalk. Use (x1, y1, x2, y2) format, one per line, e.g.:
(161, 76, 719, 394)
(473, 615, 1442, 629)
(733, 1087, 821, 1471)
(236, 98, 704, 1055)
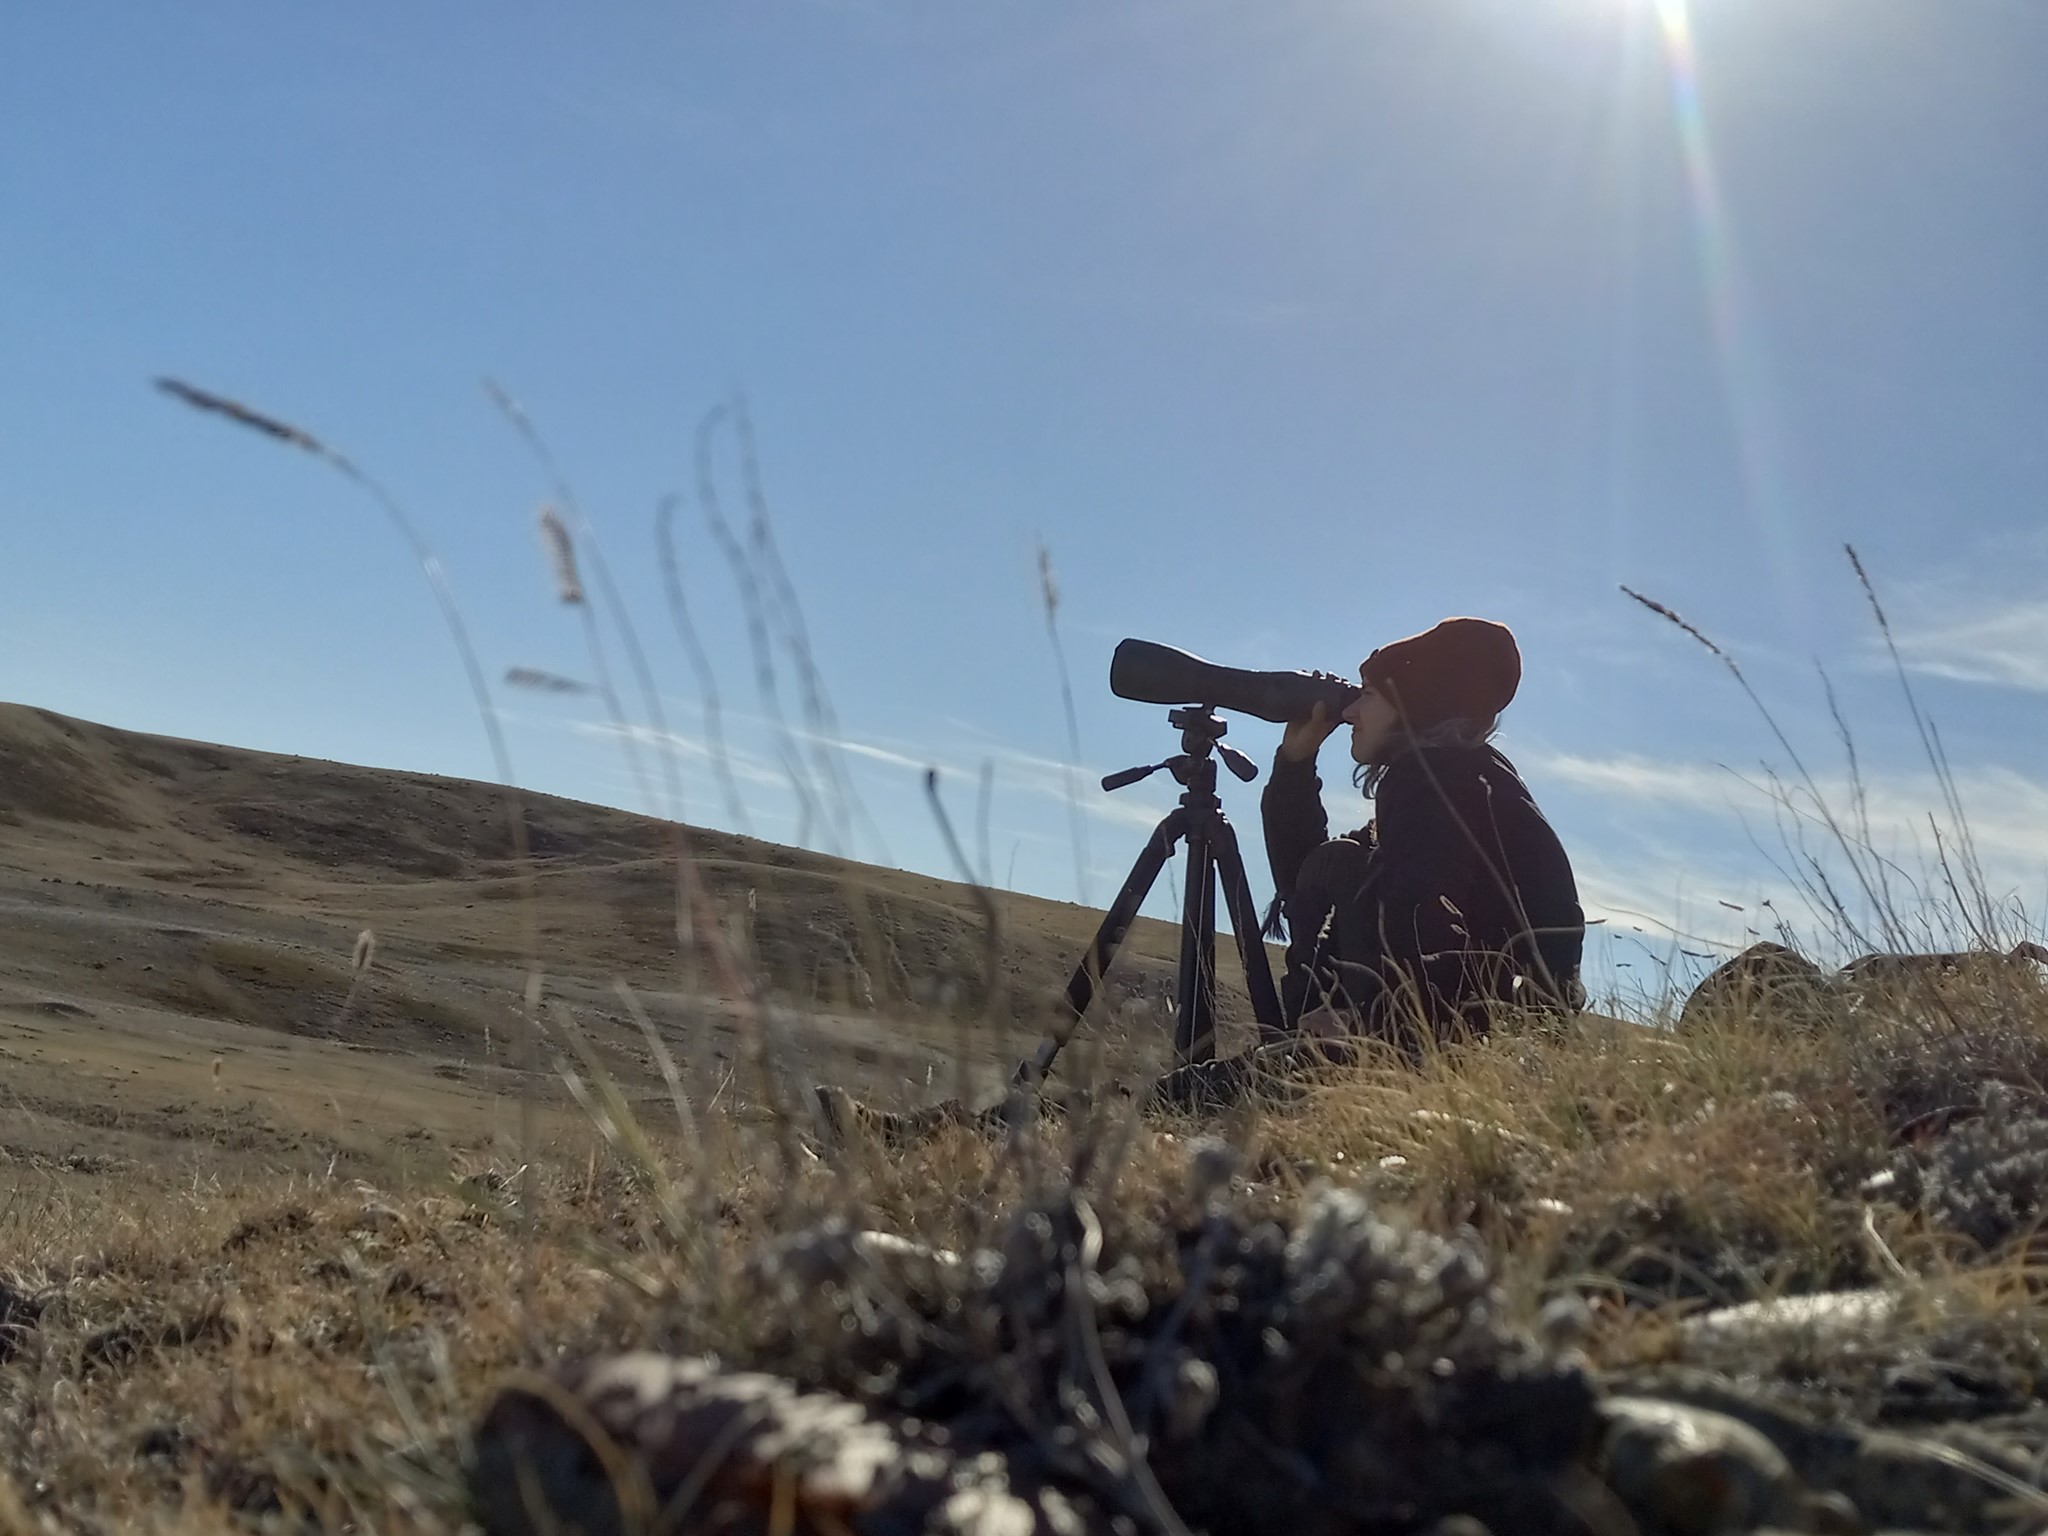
(155, 379, 518, 806)
(333, 927, 377, 1033)
(732, 399, 872, 855)
(689, 396, 917, 1030)
(535, 500, 655, 819)
(921, 766, 1020, 1187)
(1846, 543, 1998, 943)
(654, 492, 750, 832)
(490, 378, 680, 827)
(155, 374, 555, 1352)
(502, 666, 591, 696)
(1622, 561, 2029, 973)
(694, 401, 823, 846)
(494, 382, 813, 1084)
(1037, 540, 1093, 905)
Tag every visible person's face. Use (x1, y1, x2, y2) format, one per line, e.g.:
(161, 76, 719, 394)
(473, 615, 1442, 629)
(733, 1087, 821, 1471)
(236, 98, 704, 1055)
(1343, 678, 1402, 766)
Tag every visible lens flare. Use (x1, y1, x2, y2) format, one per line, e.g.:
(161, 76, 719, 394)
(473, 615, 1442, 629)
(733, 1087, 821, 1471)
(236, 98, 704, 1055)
(1648, 0, 1801, 614)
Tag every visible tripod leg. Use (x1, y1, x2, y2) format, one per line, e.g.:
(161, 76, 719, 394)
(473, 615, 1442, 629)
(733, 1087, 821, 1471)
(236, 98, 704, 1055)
(1175, 823, 1219, 1065)
(1019, 807, 1188, 1085)
(1211, 815, 1287, 1043)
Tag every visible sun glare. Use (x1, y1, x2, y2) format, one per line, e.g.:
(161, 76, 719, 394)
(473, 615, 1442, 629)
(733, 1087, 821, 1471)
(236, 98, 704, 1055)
(1631, 0, 1803, 617)
(1652, 0, 1697, 59)
(1588, 0, 1699, 44)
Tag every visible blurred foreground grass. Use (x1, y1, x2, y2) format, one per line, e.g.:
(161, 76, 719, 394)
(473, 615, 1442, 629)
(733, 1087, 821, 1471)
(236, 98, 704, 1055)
(7, 959, 2048, 1530)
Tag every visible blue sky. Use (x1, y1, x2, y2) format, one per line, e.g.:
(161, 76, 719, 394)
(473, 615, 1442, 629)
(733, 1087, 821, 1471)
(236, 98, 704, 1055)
(5, 2, 2045, 997)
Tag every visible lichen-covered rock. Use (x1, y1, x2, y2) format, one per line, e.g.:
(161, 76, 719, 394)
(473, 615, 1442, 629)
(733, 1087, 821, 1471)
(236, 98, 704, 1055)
(1598, 1396, 1800, 1535)
(743, 1185, 1599, 1536)
(1886, 1083, 2048, 1253)
(1679, 1290, 1905, 1353)
(1605, 1368, 2048, 1534)
(1849, 1020, 2048, 1146)
(472, 1353, 1112, 1536)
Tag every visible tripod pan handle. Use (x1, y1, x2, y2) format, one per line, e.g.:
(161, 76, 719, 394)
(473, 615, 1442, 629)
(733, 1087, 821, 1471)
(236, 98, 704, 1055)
(1101, 762, 1161, 792)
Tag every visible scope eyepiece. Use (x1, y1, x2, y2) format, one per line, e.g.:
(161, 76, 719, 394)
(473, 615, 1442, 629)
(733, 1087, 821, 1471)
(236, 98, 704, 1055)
(1109, 639, 1361, 724)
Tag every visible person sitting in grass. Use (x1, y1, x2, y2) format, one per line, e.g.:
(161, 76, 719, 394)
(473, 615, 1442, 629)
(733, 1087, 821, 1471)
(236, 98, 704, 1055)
(817, 617, 1585, 1139)
(1153, 616, 1585, 1108)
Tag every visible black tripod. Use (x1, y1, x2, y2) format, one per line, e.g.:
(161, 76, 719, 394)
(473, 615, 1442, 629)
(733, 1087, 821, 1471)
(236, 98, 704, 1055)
(1019, 706, 1286, 1086)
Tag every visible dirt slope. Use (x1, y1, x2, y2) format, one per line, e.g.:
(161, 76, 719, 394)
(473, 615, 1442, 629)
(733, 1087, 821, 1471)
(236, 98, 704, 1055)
(0, 703, 1258, 1177)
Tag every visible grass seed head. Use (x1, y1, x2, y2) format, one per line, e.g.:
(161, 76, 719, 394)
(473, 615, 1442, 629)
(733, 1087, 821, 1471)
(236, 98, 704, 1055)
(537, 505, 585, 605)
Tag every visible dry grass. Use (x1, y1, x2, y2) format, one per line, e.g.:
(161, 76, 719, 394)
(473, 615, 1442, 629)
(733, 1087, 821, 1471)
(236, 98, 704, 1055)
(7, 960, 2048, 1530)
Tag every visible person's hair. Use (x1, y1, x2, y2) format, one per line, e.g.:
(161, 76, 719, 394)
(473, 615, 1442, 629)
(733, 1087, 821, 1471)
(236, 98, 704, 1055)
(1354, 715, 1498, 798)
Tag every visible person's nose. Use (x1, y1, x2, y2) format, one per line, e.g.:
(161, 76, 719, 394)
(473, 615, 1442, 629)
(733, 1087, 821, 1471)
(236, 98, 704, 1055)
(1340, 698, 1361, 725)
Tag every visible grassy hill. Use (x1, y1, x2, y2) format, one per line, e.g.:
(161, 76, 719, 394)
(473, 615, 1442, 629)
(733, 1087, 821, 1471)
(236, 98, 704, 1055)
(0, 702, 1259, 1175)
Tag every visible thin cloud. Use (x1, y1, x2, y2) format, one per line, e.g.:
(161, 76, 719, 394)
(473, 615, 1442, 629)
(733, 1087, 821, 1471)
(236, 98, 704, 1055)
(824, 736, 930, 772)
(1525, 751, 1744, 811)
(1524, 747, 2048, 951)
(1567, 844, 1801, 951)
(1535, 750, 2048, 869)
(565, 719, 790, 788)
(1874, 541, 2048, 694)
(558, 713, 1172, 835)
(1891, 598, 2048, 693)
(778, 720, 1171, 832)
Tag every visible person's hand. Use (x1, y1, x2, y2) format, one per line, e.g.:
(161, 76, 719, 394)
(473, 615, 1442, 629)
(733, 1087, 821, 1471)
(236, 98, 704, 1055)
(1279, 700, 1341, 765)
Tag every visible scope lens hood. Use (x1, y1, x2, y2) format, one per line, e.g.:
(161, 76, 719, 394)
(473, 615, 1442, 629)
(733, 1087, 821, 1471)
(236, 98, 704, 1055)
(1110, 639, 1360, 724)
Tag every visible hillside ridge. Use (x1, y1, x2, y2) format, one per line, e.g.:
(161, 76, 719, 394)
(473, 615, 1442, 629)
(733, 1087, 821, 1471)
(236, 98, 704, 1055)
(0, 700, 1237, 1173)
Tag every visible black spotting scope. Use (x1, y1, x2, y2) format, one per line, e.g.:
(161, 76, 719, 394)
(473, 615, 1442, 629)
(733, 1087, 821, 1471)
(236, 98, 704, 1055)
(1109, 639, 1362, 725)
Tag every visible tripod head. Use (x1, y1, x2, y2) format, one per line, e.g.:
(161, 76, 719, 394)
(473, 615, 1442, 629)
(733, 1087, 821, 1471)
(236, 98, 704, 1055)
(1102, 705, 1258, 792)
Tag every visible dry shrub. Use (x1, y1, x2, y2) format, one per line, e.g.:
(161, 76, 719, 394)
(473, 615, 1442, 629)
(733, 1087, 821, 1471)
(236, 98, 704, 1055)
(727, 1169, 1596, 1536)
(1256, 970, 2048, 1312)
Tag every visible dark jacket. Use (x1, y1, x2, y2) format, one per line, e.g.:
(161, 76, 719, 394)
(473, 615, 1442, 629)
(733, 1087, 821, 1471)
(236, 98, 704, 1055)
(1262, 741, 1584, 1045)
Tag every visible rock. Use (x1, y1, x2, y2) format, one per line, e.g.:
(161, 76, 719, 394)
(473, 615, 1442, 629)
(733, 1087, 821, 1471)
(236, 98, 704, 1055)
(479, 1187, 1606, 1536)
(1679, 1290, 1905, 1352)
(747, 1219, 963, 1306)
(1599, 1396, 1801, 1535)
(851, 1228, 960, 1268)
(1537, 1295, 1594, 1351)
(1831, 1430, 2047, 1535)
(1410, 1108, 1545, 1149)
(1838, 941, 2048, 990)
(1886, 1082, 2048, 1251)
(471, 1353, 1112, 1536)
(1605, 1368, 2048, 1533)
(1679, 943, 1832, 1032)
(1798, 1490, 1864, 1534)
(749, 1186, 1601, 1536)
